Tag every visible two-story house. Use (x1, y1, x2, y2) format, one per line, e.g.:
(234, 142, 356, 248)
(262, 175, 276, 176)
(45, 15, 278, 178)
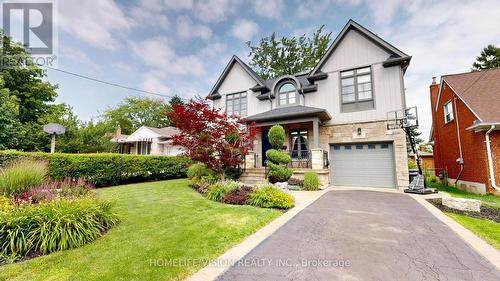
(208, 20, 411, 189)
(429, 68, 500, 194)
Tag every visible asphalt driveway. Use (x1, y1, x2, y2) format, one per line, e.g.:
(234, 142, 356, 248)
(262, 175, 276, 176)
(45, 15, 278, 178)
(218, 190, 500, 281)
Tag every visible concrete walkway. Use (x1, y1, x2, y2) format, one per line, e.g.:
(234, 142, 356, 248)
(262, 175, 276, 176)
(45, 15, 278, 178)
(218, 190, 500, 281)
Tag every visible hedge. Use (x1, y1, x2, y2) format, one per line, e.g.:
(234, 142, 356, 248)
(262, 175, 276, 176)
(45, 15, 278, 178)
(0, 150, 191, 186)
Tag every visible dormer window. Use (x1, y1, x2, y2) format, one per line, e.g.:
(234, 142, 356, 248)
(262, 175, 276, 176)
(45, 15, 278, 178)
(278, 82, 298, 106)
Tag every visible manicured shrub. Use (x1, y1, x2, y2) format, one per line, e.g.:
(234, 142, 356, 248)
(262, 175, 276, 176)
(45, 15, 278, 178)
(267, 162, 293, 183)
(266, 149, 291, 164)
(303, 172, 320, 191)
(0, 160, 47, 196)
(206, 181, 241, 202)
(187, 163, 216, 182)
(0, 151, 191, 187)
(223, 186, 253, 205)
(0, 197, 120, 262)
(246, 185, 294, 209)
(268, 125, 285, 149)
(266, 125, 293, 183)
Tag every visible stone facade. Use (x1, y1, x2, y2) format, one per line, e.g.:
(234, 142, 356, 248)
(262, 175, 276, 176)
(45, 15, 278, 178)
(319, 120, 409, 189)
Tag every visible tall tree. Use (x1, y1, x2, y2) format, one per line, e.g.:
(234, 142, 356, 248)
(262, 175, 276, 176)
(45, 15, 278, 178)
(0, 78, 20, 149)
(169, 94, 184, 107)
(246, 26, 332, 79)
(406, 127, 424, 154)
(472, 44, 500, 70)
(103, 96, 171, 134)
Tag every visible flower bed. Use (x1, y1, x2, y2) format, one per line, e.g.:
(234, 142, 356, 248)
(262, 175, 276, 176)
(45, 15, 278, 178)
(0, 160, 119, 264)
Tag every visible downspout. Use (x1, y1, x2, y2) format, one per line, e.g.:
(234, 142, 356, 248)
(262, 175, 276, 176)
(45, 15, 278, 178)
(485, 125, 500, 191)
(453, 96, 464, 185)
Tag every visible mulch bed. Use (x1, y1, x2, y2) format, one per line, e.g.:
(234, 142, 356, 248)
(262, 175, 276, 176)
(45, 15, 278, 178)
(427, 198, 500, 223)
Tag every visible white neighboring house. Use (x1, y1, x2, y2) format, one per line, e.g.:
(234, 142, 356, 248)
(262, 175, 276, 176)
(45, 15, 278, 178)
(208, 20, 411, 189)
(112, 126, 183, 156)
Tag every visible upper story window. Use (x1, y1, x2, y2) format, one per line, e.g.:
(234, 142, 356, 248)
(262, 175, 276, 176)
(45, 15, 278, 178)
(340, 66, 374, 112)
(226, 92, 247, 116)
(444, 101, 454, 123)
(278, 82, 297, 106)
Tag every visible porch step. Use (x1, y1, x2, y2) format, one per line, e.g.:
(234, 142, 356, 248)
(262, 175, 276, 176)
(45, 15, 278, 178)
(239, 168, 267, 186)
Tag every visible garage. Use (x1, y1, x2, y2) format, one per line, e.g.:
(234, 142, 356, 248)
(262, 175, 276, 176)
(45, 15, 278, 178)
(330, 142, 396, 188)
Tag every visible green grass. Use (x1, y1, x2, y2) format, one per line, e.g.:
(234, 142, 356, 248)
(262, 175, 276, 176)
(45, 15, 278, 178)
(447, 213, 500, 250)
(428, 182, 500, 209)
(0, 179, 282, 280)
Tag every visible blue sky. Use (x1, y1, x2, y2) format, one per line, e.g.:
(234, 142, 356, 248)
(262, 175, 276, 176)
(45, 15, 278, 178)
(39, 0, 500, 138)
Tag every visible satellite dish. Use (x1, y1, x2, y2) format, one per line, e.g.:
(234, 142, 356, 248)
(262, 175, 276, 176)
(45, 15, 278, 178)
(43, 123, 66, 135)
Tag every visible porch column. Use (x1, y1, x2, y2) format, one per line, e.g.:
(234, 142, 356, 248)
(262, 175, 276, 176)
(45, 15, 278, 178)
(313, 117, 320, 149)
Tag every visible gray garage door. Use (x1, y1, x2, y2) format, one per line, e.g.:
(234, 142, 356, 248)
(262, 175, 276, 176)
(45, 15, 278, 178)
(330, 143, 396, 188)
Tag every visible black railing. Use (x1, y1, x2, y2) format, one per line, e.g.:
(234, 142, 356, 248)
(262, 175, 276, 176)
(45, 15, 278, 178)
(288, 150, 311, 168)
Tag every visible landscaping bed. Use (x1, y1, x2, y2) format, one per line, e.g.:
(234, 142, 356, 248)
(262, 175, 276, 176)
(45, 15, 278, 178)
(0, 179, 281, 280)
(427, 198, 500, 223)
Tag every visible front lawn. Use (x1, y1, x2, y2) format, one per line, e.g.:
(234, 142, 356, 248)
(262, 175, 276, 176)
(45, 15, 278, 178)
(428, 182, 500, 209)
(0, 179, 282, 280)
(447, 213, 500, 250)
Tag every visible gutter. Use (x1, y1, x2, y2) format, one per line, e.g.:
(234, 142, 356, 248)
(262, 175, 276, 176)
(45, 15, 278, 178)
(453, 96, 464, 185)
(485, 125, 500, 192)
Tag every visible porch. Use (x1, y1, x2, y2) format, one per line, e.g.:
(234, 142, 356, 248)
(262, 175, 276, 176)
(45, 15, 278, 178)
(242, 105, 332, 186)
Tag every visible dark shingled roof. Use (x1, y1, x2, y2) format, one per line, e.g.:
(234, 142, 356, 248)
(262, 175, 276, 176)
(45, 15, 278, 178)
(442, 67, 500, 123)
(245, 105, 331, 123)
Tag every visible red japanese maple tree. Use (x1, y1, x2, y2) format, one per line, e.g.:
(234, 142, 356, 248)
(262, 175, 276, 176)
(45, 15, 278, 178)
(166, 99, 258, 175)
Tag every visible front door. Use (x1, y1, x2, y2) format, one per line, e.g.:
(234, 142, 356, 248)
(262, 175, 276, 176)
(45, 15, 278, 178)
(290, 130, 309, 159)
(261, 130, 272, 166)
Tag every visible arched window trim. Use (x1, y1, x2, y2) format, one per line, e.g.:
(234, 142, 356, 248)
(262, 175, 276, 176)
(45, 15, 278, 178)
(276, 80, 298, 106)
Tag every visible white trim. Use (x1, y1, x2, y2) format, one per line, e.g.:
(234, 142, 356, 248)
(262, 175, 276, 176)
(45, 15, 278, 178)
(435, 79, 483, 122)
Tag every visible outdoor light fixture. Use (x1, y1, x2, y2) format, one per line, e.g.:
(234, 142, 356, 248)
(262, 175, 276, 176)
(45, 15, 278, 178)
(357, 128, 362, 136)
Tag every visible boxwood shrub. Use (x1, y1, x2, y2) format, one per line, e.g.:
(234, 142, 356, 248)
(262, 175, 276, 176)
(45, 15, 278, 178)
(0, 150, 191, 186)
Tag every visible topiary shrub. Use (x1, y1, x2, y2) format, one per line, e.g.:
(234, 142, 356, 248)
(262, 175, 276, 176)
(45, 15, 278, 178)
(303, 172, 320, 191)
(265, 125, 293, 183)
(187, 163, 216, 182)
(246, 185, 294, 209)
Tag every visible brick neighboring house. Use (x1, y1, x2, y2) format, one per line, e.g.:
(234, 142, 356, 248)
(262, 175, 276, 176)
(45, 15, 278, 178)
(429, 68, 500, 194)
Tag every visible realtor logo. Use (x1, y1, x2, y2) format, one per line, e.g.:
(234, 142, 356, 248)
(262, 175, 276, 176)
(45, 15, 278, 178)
(1, 1, 54, 55)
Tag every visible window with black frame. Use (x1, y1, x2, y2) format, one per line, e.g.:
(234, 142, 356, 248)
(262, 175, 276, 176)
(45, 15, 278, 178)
(226, 92, 247, 116)
(340, 66, 374, 112)
(290, 130, 308, 159)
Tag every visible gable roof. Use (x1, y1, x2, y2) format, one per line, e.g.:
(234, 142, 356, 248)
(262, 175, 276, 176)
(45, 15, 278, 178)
(207, 55, 265, 100)
(125, 126, 179, 142)
(440, 68, 500, 123)
(310, 19, 411, 75)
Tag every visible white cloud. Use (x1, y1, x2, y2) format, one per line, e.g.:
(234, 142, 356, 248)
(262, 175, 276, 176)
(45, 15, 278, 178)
(59, 0, 134, 50)
(60, 46, 101, 71)
(163, 0, 193, 10)
(141, 72, 171, 95)
(254, 0, 284, 19)
(129, 36, 205, 76)
(336, 0, 402, 25)
(199, 42, 227, 58)
(129, 1, 170, 29)
(231, 19, 259, 42)
(194, 0, 241, 23)
(176, 16, 212, 41)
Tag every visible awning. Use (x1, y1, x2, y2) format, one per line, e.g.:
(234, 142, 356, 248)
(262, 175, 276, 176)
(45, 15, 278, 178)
(244, 105, 331, 123)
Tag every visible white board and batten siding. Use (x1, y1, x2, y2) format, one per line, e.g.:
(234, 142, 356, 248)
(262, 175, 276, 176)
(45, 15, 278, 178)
(212, 63, 270, 117)
(304, 29, 405, 125)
